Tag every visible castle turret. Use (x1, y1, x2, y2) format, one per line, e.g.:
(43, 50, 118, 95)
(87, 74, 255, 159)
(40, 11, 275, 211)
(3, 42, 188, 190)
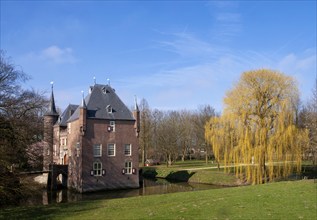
(79, 91, 87, 136)
(43, 82, 59, 170)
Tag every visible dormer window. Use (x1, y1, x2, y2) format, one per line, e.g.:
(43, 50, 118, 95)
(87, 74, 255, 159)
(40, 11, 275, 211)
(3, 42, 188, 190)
(102, 87, 110, 94)
(107, 105, 113, 113)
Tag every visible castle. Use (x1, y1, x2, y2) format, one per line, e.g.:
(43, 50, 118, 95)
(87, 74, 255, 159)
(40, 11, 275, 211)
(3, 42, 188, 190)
(43, 83, 140, 192)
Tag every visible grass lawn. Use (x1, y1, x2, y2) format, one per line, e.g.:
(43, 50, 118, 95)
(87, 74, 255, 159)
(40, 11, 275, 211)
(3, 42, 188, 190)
(142, 160, 240, 186)
(1, 180, 316, 220)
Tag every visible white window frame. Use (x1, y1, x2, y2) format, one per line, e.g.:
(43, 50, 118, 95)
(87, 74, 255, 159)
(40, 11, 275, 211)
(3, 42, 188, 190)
(110, 121, 115, 132)
(93, 161, 102, 176)
(107, 143, 116, 156)
(124, 161, 132, 174)
(124, 144, 131, 156)
(93, 144, 102, 157)
(107, 105, 113, 113)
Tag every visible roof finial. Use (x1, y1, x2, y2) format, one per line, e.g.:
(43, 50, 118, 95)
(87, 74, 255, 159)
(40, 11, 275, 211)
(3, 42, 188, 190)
(51, 81, 54, 90)
(107, 78, 110, 86)
(93, 76, 96, 85)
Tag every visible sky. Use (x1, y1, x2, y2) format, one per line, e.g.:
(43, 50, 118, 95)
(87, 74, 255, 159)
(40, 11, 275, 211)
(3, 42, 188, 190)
(1, 1, 316, 112)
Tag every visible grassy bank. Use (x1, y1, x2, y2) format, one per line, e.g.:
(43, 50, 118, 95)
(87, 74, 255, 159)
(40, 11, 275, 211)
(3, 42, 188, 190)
(142, 160, 317, 186)
(1, 180, 316, 219)
(142, 160, 241, 186)
(142, 167, 241, 186)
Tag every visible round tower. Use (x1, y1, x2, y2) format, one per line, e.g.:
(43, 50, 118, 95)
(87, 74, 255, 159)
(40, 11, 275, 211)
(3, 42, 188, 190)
(43, 82, 59, 170)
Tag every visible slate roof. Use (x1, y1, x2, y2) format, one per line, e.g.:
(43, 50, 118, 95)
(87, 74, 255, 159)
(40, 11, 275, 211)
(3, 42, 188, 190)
(67, 84, 135, 122)
(45, 90, 59, 116)
(57, 104, 79, 126)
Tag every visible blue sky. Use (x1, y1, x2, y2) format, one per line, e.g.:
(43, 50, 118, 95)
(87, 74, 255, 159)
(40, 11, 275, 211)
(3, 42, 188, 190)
(1, 1, 316, 112)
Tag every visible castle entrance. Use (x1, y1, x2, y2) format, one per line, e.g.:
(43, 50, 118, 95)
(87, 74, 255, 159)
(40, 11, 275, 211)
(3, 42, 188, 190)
(47, 164, 68, 190)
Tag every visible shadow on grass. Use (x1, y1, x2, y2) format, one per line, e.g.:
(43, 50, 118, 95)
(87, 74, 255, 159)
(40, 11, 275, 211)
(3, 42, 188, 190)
(165, 170, 195, 182)
(141, 167, 158, 179)
(302, 165, 317, 179)
(0, 200, 103, 220)
(141, 168, 195, 182)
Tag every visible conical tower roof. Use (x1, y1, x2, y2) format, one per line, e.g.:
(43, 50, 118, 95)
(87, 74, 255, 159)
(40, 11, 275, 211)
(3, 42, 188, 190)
(45, 82, 59, 116)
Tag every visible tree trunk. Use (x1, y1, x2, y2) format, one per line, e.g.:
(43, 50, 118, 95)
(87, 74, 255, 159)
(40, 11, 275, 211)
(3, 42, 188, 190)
(205, 147, 208, 165)
(142, 148, 145, 166)
(168, 153, 172, 167)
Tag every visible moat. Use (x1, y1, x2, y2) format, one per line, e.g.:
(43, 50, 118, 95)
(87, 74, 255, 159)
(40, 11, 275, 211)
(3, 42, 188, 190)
(22, 178, 227, 207)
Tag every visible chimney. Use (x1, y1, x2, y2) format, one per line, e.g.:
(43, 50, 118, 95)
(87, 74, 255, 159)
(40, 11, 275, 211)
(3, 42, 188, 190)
(133, 96, 140, 137)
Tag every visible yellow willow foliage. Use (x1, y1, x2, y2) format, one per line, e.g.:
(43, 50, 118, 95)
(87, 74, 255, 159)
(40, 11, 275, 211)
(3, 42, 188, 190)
(205, 69, 309, 184)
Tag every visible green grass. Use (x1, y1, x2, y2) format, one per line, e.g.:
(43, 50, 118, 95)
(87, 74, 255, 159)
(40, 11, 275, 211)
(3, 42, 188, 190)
(155, 159, 219, 169)
(142, 159, 317, 185)
(142, 167, 240, 186)
(1, 180, 316, 219)
(142, 160, 240, 186)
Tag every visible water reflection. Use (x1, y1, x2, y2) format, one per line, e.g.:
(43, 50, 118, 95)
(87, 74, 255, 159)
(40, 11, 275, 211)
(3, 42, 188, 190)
(24, 178, 226, 206)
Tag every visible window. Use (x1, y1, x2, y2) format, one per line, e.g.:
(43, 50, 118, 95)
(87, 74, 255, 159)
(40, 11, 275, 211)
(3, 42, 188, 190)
(124, 161, 132, 174)
(107, 143, 115, 156)
(102, 87, 110, 94)
(76, 142, 80, 157)
(110, 121, 115, 132)
(107, 105, 113, 113)
(124, 144, 131, 156)
(93, 162, 102, 176)
(60, 149, 64, 159)
(93, 144, 102, 157)
(60, 138, 67, 147)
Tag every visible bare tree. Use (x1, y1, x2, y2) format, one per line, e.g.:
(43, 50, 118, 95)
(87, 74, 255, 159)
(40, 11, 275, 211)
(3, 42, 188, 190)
(139, 98, 152, 165)
(154, 111, 181, 166)
(0, 51, 47, 205)
(179, 110, 194, 161)
(194, 105, 216, 164)
(299, 78, 317, 165)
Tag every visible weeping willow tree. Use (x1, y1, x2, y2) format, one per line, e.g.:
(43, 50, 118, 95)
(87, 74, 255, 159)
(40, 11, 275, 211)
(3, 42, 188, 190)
(205, 69, 309, 184)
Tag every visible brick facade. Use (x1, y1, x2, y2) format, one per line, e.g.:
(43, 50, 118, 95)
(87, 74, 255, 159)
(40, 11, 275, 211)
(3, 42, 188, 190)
(44, 84, 140, 192)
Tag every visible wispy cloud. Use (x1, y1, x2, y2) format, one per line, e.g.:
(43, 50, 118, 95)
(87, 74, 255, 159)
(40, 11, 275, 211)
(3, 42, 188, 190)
(215, 12, 241, 22)
(206, 1, 242, 40)
(26, 45, 77, 64)
(120, 33, 316, 110)
(156, 32, 230, 61)
(41, 46, 76, 63)
(157, 33, 219, 58)
(277, 51, 316, 73)
(276, 50, 316, 100)
(206, 1, 239, 9)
